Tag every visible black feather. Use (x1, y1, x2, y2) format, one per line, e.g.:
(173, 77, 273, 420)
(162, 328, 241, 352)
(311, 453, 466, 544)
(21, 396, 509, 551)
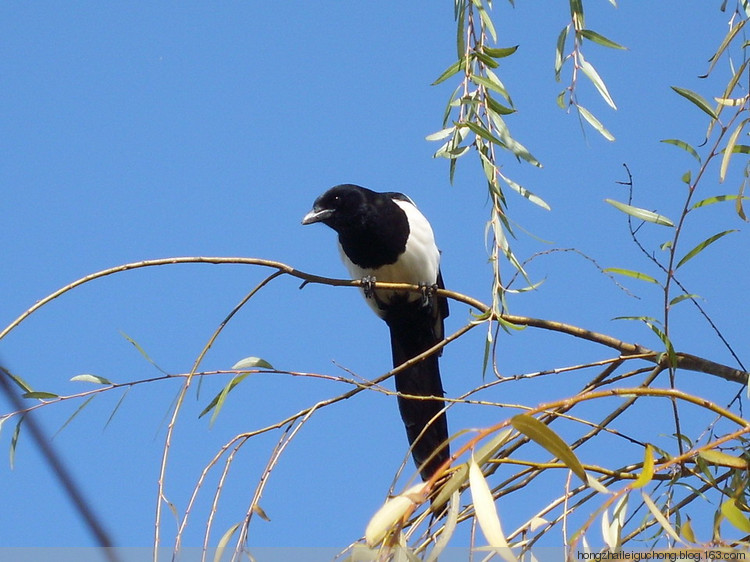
(384, 295, 450, 480)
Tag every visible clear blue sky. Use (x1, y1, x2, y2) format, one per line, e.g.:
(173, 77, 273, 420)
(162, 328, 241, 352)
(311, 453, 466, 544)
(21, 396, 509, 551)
(1, 1, 748, 555)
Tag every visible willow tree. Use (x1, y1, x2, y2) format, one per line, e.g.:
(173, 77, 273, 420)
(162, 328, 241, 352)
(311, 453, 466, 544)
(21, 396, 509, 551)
(1, 2, 749, 560)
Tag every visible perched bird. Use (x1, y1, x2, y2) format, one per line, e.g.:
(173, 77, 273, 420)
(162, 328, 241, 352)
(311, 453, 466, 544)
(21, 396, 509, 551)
(302, 184, 450, 480)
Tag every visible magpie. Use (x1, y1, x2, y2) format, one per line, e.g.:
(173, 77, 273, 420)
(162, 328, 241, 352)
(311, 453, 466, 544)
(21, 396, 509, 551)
(302, 184, 450, 480)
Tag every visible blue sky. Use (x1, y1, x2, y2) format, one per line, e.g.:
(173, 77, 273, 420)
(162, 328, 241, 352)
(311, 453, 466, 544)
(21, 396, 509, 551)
(1, 1, 748, 555)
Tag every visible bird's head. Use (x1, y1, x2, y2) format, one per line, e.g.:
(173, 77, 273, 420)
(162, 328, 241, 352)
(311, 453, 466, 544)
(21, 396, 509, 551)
(301, 184, 371, 232)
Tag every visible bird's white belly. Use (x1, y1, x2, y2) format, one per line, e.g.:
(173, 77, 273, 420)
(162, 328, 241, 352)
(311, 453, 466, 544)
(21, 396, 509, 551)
(339, 199, 440, 317)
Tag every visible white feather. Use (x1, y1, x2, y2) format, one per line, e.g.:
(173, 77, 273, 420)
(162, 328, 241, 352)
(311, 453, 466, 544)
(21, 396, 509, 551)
(339, 198, 440, 317)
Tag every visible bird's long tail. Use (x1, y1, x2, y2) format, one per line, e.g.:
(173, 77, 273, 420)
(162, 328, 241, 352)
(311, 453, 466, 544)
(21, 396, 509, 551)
(386, 303, 449, 480)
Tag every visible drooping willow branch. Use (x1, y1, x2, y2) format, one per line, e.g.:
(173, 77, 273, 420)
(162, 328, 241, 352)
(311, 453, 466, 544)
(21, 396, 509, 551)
(1, 256, 745, 385)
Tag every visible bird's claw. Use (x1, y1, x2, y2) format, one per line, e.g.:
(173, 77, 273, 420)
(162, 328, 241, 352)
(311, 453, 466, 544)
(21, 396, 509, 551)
(362, 276, 390, 311)
(362, 276, 377, 300)
(419, 282, 439, 309)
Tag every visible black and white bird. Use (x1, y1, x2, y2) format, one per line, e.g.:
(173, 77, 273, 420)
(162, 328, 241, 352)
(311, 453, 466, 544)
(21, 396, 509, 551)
(302, 184, 450, 480)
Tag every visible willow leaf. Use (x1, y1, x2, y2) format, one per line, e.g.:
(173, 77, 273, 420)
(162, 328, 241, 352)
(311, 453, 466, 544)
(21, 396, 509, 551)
(603, 268, 660, 285)
(579, 29, 626, 50)
(661, 139, 701, 163)
(605, 199, 674, 226)
(721, 500, 750, 533)
(671, 86, 718, 119)
(578, 106, 615, 141)
(675, 230, 737, 269)
(511, 414, 587, 483)
(632, 444, 654, 489)
(720, 118, 749, 182)
(579, 54, 617, 109)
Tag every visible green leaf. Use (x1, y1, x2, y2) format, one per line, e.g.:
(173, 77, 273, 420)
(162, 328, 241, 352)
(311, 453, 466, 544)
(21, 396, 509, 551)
(706, 18, 747, 76)
(432, 59, 465, 86)
(482, 45, 519, 58)
(470, 74, 510, 100)
(661, 139, 701, 163)
(120, 331, 169, 375)
(671, 86, 718, 119)
(720, 119, 750, 182)
(70, 374, 113, 385)
(603, 268, 660, 285)
(577, 105, 615, 141)
(579, 54, 617, 109)
(456, 2, 465, 59)
(104, 387, 130, 430)
(605, 199, 675, 226)
(54, 396, 96, 438)
(4, 370, 33, 394)
(477, 3, 497, 42)
(481, 327, 492, 378)
(486, 69, 513, 104)
(738, 180, 749, 222)
(721, 499, 750, 533)
(200, 372, 252, 426)
(511, 414, 587, 483)
(22, 391, 58, 400)
(554, 25, 570, 81)
(569, 0, 585, 27)
(425, 127, 456, 142)
(473, 50, 499, 69)
(10, 415, 24, 469)
(691, 194, 749, 209)
(499, 172, 551, 210)
(462, 120, 503, 145)
(579, 29, 626, 50)
(556, 90, 567, 109)
(669, 293, 700, 306)
(647, 322, 677, 368)
(488, 114, 542, 167)
(675, 230, 737, 269)
(231, 356, 274, 370)
(486, 95, 516, 116)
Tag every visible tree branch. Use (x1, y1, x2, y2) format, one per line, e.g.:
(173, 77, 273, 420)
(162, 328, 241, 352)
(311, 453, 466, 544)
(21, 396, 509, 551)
(1, 256, 745, 386)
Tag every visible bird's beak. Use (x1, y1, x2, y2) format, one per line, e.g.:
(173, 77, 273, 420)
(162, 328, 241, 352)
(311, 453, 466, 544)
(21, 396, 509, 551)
(301, 207, 333, 225)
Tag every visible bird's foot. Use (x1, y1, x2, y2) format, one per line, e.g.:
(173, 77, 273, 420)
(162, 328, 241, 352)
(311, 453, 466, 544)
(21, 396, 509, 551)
(362, 275, 377, 299)
(418, 282, 440, 309)
(362, 276, 390, 311)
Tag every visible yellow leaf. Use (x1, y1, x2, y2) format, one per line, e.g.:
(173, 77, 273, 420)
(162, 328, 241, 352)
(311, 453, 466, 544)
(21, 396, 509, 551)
(721, 499, 750, 533)
(681, 516, 697, 543)
(699, 449, 748, 469)
(632, 444, 655, 488)
(511, 414, 587, 483)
